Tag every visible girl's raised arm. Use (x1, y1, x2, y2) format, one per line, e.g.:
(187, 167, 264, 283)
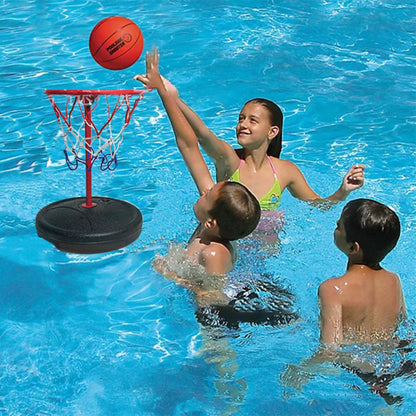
(135, 49, 214, 195)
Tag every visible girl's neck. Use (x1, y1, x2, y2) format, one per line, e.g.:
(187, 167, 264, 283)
(243, 149, 270, 171)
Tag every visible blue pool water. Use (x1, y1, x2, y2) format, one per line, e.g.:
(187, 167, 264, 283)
(1, 0, 415, 415)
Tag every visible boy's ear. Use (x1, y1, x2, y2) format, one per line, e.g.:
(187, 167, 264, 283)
(268, 126, 279, 140)
(349, 241, 361, 254)
(204, 218, 218, 230)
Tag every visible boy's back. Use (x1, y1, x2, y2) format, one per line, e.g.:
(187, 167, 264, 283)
(319, 265, 405, 344)
(318, 198, 406, 346)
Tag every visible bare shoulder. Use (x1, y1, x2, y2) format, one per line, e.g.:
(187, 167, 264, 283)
(271, 157, 298, 172)
(384, 269, 401, 280)
(318, 277, 341, 297)
(371, 268, 402, 287)
(319, 277, 338, 290)
(383, 270, 404, 291)
(200, 242, 232, 275)
(271, 158, 312, 193)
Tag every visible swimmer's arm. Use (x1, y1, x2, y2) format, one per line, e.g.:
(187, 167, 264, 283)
(153, 257, 202, 291)
(318, 280, 343, 347)
(325, 164, 365, 202)
(280, 345, 338, 390)
(283, 160, 322, 201)
(157, 77, 220, 155)
(152, 257, 182, 282)
(284, 161, 365, 206)
(153, 256, 229, 305)
(176, 99, 239, 180)
(135, 49, 214, 194)
(170, 104, 215, 194)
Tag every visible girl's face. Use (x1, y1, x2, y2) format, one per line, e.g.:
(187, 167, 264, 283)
(235, 102, 276, 149)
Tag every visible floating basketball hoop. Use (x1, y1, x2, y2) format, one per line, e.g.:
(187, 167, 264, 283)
(36, 89, 147, 254)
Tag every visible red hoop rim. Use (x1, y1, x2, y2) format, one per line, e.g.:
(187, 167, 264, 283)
(44, 89, 147, 96)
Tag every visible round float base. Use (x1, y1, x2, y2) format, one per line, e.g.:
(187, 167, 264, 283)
(36, 196, 143, 254)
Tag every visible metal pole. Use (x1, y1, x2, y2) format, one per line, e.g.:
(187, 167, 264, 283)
(82, 99, 96, 208)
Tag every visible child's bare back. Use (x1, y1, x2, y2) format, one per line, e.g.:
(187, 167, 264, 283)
(319, 264, 406, 344)
(319, 199, 406, 346)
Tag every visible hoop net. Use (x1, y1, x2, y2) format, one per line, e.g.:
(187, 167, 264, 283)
(45, 89, 147, 171)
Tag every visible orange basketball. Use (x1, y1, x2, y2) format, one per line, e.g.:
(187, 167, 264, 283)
(89, 16, 144, 70)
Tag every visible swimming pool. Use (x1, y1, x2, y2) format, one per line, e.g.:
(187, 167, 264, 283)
(1, 0, 415, 414)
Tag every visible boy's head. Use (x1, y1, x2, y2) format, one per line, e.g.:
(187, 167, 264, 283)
(335, 198, 400, 265)
(194, 181, 261, 241)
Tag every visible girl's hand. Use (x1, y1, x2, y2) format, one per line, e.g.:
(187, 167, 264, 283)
(343, 164, 365, 192)
(134, 48, 164, 90)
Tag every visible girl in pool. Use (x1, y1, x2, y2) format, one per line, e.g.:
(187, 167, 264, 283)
(152, 73, 365, 237)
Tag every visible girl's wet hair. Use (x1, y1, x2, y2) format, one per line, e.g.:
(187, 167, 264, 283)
(341, 198, 401, 265)
(245, 98, 283, 158)
(209, 181, 261, 241)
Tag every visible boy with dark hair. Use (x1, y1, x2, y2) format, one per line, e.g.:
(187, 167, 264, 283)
(135, 49, 260, 276)
(281, 199, 410, 404)
(319, 198, 406, 346)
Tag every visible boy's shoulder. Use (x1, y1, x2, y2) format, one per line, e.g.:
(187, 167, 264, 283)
(318, 272, 357, 302)
(199, 240, 234, 274)
(318, 276, 343, 299)
(318, 267, 401, 300)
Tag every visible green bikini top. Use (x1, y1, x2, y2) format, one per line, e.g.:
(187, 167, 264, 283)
(230, 156, 282, 210)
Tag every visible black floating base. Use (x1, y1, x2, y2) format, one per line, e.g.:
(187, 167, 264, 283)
(36, 196, 143, 254)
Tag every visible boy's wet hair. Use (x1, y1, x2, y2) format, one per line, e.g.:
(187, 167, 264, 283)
(245, 98, 283, 158)
(209, 181, 261, 241)
(342, 198, 401, 265)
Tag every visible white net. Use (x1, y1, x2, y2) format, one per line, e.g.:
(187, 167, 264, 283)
(46, 90, 146, 171)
